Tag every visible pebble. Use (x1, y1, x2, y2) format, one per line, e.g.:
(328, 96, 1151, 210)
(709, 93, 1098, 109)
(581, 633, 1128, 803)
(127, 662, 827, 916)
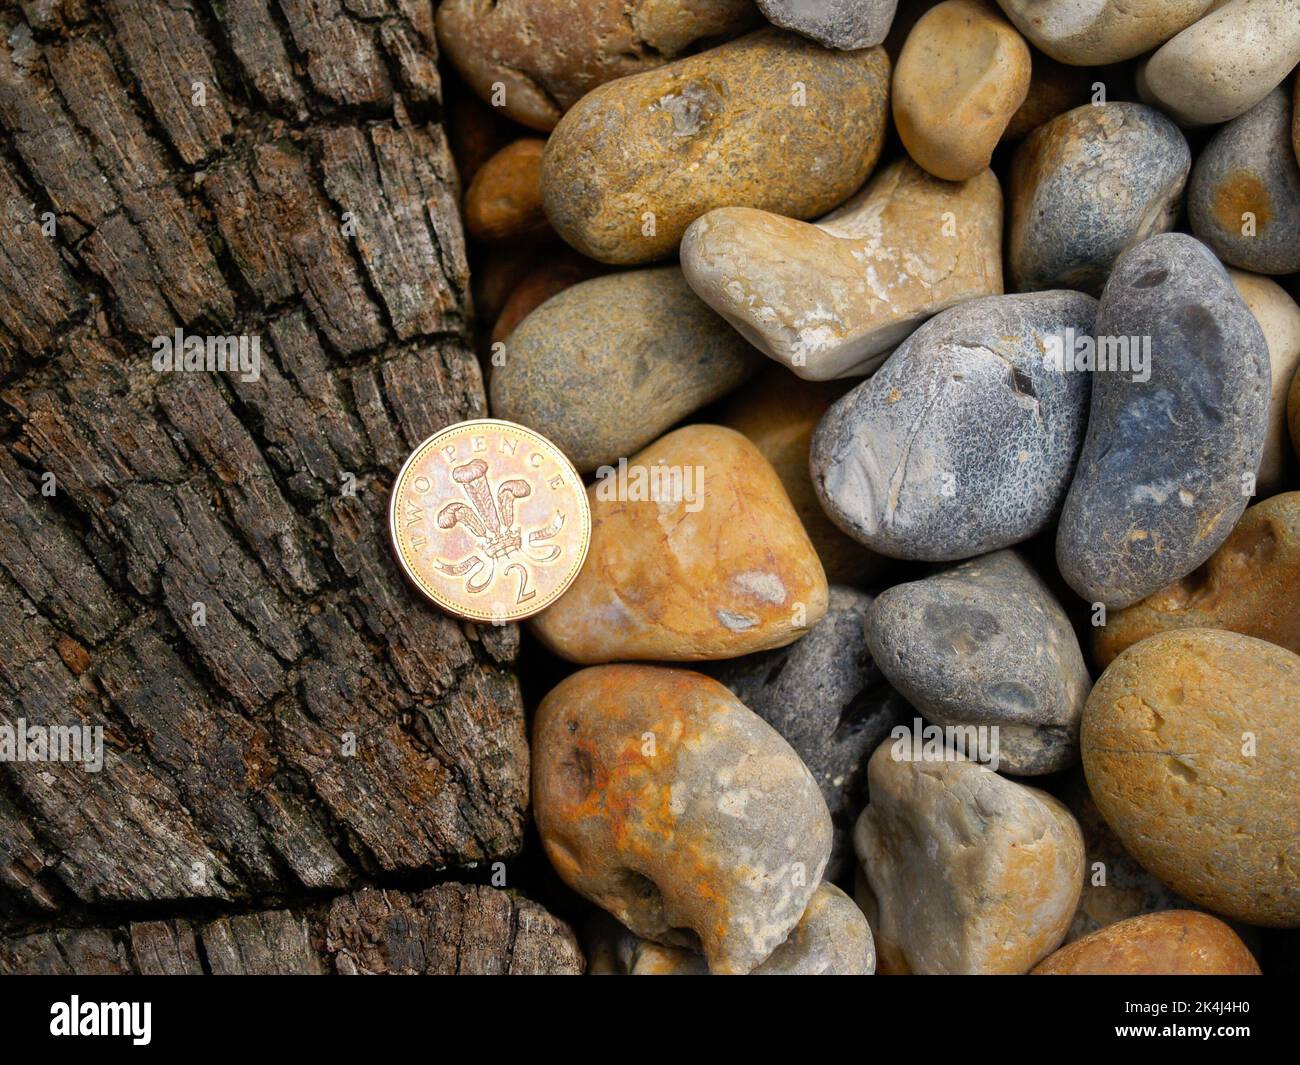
(587, 882, 875, 975)
(1230, 271, 1300, 489)
(489, 268, 760, 473)
(1056, 233, 1271, 609)
(435, 0, 759, 131)
(1292, 360, 1300, 458)
(1094, 492, 1300, 667)
(893, 0, 1031, 182)
(1009, 103, 1190, 295)
(1082, 629, 1300, 927)
(1188, 89, 1300, 276)
(541, 29, 891, 263)
(811, 290, 1096, 561)
(489, 248, 601, 346)
(865, 550, 1090, 775)
(720, 368, 886, 584)
(463, 138, 550, 244)
(1032, 912, 1261, 975)
(853, 743, 1085, 974)
(706, 585, 913, 877)
(681, 159, 1003, 380)
(533, 664, 833, 974)
(995, 0, 1214, 65)
(532, 425, 829, 662)
(758, 0, 897, 50)
(1138, 0, 1300, 127)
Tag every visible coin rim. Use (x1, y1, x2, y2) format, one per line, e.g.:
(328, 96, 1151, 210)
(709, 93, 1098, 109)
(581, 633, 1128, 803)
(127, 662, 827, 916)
(388, 418, 592, 622)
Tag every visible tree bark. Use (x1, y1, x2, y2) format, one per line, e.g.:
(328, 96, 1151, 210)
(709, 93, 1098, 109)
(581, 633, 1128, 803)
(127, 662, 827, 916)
(0, 0, 567, 970)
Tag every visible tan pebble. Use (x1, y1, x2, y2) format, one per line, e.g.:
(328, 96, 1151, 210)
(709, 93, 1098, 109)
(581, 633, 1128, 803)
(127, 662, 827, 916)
(1033, 911, 1260, 974)
(464, 138, 550, 243)
(1229, 271, 1300, 490)
(996, 0, 1214, 65)
(1082, 628, 1300, 927)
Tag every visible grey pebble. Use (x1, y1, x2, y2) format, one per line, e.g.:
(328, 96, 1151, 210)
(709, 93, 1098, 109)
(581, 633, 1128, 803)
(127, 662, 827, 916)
(1009, 102, 1190, 295)
(705, 585, 911, 879)
(757, 0, 898, 50)
(811, 291, 1097, 561)
(865, 550, 1090, 775)
(1056, 233, 1271, 608)
(1189, 88, 1300, 276)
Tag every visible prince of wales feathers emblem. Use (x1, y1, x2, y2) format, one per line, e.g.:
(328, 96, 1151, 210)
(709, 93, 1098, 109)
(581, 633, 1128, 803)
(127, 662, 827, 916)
(434, 458, 565, 595)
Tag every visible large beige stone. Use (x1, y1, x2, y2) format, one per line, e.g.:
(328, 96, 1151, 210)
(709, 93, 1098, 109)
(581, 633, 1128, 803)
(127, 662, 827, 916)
(541, 29, 891, 263)
(1083, 629, 1300, 927)
(1230, 270, 1300, 490)
(681, 159, 1003, 380)
(1033, 911, 1260, 975)
(533, 665, 832, 974)
(719, 367, 886, 584)
(436, 0, 760, 131)
(1094, 493, 1300, 667)
(853, 742, 1085, 974)
(995, 0, 1214, 65)
(893, 1, 1031, 182)
(532, 425, 828, 662)
(1139, 0, 1300, 126)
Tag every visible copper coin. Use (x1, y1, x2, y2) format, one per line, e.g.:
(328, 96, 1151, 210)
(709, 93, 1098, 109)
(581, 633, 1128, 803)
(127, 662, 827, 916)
(389, 419, 591, 622)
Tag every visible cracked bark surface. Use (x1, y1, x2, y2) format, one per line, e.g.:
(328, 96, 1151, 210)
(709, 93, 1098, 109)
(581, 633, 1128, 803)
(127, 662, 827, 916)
(0, 0, 575, 972)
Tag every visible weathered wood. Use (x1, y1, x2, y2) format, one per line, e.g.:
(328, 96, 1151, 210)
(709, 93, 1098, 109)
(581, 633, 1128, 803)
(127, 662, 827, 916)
(0, 0, 531, 946)
(0, 885, 585, 974)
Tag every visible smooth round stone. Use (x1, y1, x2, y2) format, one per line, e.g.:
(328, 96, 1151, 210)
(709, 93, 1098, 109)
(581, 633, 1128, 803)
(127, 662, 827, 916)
(757, 0, 897, 49)
(1189, 90, 1300, 276)
(866, 550, 1090, 775)
(1083, 629, 1300, 926)
(811, 290, 1096, 561)
(854, 743, 1084, 974)
(1094, 492, 1300, 667)
(681, 160, 1003, 380)
(533, 665, 833, 974)
(464, 138, 549, 243)
(1009, 103, 1190, 295)
(532, 425, 829, 663)
(705, 585, 913, 877)
(435, 0, 759, 131)
(720, 368, 886, 584)
(489, 268, 760, 473)
(1056, 234, 1271, 609)
(541, 29, 891, 263)
(1230, 271, 1300, 488)
(1033, 912, 1260, 975)
(995, 0, 1214, 65)
(893, 0, 1030, 182)
(587, 882, 875, 974)
(1292, 361, 1300, 458)
(1061, 771, 1191, 942)
(1139, 0, 1300, 127)
(489, 248, 601, 345)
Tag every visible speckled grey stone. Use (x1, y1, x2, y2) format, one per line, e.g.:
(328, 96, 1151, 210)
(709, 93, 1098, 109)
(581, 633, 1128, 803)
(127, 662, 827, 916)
(865, 551, 1090, 775)
(1056, 233, 1271, 608)
(489, 267, 761, 472)
(705, 585, 913, 879)
(811, 291, 1097, 562)
(586, 882, 875, 974)
(1009, 103, 1190, 295)
(1189, 89, 1300, 276)
(757, 0, 898, 49)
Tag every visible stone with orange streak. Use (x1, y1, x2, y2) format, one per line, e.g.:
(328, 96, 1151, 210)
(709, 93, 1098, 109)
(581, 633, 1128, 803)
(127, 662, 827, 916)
(586, 882, 874, 975)
(531, 425, 828, 662)
(463, 138, 551, 244)
(1094, 492, 1300, 667)
(1082, 629, 1300, 927)
(1033, 911, 1260, 975)
(534, 665, 833, 974)
(1189, 89, 1300, 276)
(853, 741, 1085, 974)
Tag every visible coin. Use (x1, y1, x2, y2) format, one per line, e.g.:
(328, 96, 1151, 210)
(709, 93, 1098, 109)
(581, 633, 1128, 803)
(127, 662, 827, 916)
(389, 419, 591, 623)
